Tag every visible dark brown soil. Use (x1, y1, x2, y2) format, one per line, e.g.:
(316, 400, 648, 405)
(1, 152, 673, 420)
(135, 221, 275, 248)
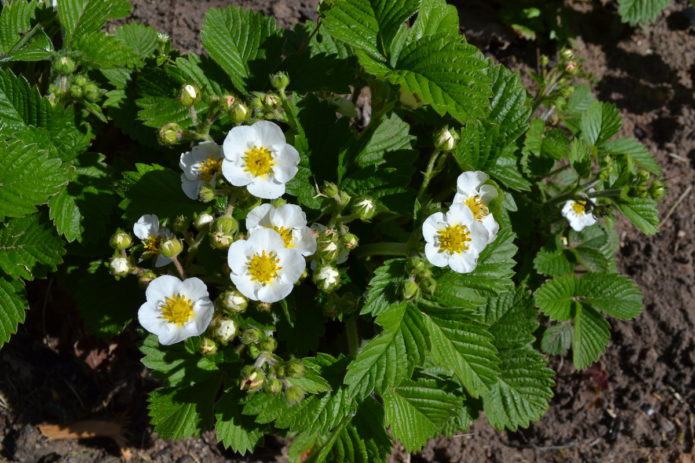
(2, 1, 693, 462)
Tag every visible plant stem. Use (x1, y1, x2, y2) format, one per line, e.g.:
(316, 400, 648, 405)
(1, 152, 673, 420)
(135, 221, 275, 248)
(172, 256, 186, 279)
(355, 242, 409, 258)
(345, 316, 359, 357)
(416, 149, 443, 205)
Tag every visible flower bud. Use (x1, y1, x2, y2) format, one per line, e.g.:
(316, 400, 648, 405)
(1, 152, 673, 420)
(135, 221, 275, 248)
(212, 317, 237, 344)
(109, 256, 131, 277)
(248, 345, 261, 358)
(565, 61, 578, 75)
(351, 197, 377, 221)
(214, 216, 239, 235)
(270, 72, 290, 91)
(265, 378, 284, 394)
(173, 215, 189, 234)
(649, 181, 665, 199)
(540, 55, 550, 67)
(259, 337, 277, 352)
(313, 265, 340, 292)
(340, 233, 359, 251)
(256, 302, 272, 312)
(180, 84, 200, 106)
(219, 289, 248, 313)
(160, 237, 183, 258)
(240, 366, 265, 392)
(263, 93, 281, 111)
(402, 279, 420, 300)
(110, 230, 133, 250)
(158, 122, 183, 145)
(323, 181, 340, 198)
(335, 191, 352, 208)
(222, 94, 236, 110)
(317, 232, 340, 262)
(83, 83, 100, 102)
(285, 359, 305, 378)
(229, 101, 250, 123)
(69, 84, 83, 98)
(199, 337, 218, 356)
(284, 385, 305, 404)
(53, 56, 76, 74)
(241, 328, 262, 345)
(421, 277, 437, 295)
(194, 212, 214, 230)
(399, 88, 423, 109)
(560, 49, 574, 60)
(73, 75, 88, 87)
(209, 232, 234, 250)
(434, 126, 458, 152)
(138, 270, 156, 288)
(198, 184, 215, 203)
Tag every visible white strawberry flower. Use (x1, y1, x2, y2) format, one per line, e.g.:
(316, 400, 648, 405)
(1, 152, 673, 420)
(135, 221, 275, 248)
(562, 197, 597, 231)
(138, 275, 214, 345)
(227, 228, 305, 303)
(133, 214, 174, 267)
(222, 121, 300, 199)
(422, 204, 489, 274)
(179, 142, 224, 200)
(246, 203, 316, 257)
(453, 171, 499, 243)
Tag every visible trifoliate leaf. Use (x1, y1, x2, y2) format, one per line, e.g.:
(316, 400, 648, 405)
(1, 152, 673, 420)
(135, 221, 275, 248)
(580, 100, 621, 146)
(0, 214, 65, 280)
(572, 304, 610, 369)
(48, 189, 82, 242)
(344, 302, 428, 399)
(533, 248, 574, 277)
(58, 0, 132, 46)
(618, 0, 670, 25)
(614, 197, 659, 235)
(215, 390, 264, 455)
(383, 378, 461, 452)
(602, 137, 661, 175)
(541, 323, 572, 355)
(421, 303, 500, 398)
(361, 259, 407, 316)
(200, 6, 279, 93)
(569, 225, 613, 273)
(0, 139, 68, 220)
(0, 276, 27, 348)
(574, 273, 643, 319)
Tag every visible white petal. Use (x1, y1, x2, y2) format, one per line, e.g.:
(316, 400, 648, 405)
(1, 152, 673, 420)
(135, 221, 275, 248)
(247, 227, 286, 250)
(452, 192, 468, 205)
(179, 277, 209, 301)
(190, 299, 214, 335)
(134, 214, 159, 240)
(223, 125, 259, 161)
(155, 254, 172, 268)
(561, 200, 575, 219)
(231, 273, 261, 300)
(272, 144, 300, 183)
(246, 203, 273, 230)
(293, 227, 317, 256)
(180, 150, 196, 177)
(478, 184, 498, 204)
(158, 326, 186, 345)
(253, 120, 286, 146)
(247, 177, 286, 200)
(448, 252, 479, 274)
(138, 301, 168, 335)
(271, 204, 306, 228)
(456, 171, 488, 196)
(425, 243, 448, 267)
(181, 176, 202, 200)
(481, 215, 499, 244)
(145, 275, 181, 303)
(277, 248, 305, 284)
(257, 281, 293, 303)
(446, 203, 475, 225)
(468, 221, 490, 252)
(422, 212, 445, 243)
(228, 240, 254, 273)
(222, 158, 252, 186)
(195, 141, 222, 159)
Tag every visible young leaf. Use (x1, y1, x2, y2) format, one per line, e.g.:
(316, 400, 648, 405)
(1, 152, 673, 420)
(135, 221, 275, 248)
(614, 197, 659, 235)
(618, 0, 670, 25)
(215, 391, 264, 455)
(0, 276, 27, 348)
(344, 302, 428, 399)
(572, 304, 610, 369)
(361, 259, 407, 316)
(0, 214, 65, 280)
(383, 378, 461, 452)
(602, 137, 661, 175)
(200, 6, 279, 93)
(541, 323, 572, 355)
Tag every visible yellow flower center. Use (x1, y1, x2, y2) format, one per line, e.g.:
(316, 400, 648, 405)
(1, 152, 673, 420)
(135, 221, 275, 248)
(144, 235, 161, 253)
(196, 156, 222, 182)
(269, 226, 294, 248)
(247, 251, 282, 284)
(160, 294, 194, 326)
(572, 200, 587, 215)
(243, 146, 275, 177)
(437, 224, 471, 254)
(464, 195, 489, 221)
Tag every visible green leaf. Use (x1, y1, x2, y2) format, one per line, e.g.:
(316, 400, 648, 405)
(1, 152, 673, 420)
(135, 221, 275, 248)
(0, 214, 65, 280)
(361, 259, 407, 316)
(0, 139, 68, 220)
(276, 388, 357, 435)
(421, 303, 500, 397)
(149, 375, 221, 440)
(330, 398, 392, 463)
(322, 0, 420, 60)
(541, 323, 572, 355)
(572, 305, 610, 369)
(614, 197, 659, 235)
(73, 31, 142, 69)
(479, 289, 537, 349)
(410, 0, 459, 39)
(113, 23, 159, 61)
(58, 0, 132, 46)
(351, 113, 414, 168)
(602, 137, 661, 175)
(344, 302, 428, 398)
(48, 189, 82, 242)
(533, 275, 577, 321)
(0, 276, 27, 348)
(487, 64, 531, 144)
(0, 1, 52, 62)
(200, 6, 279, 93)
(533, 248, 573, 277)
(140, 335, 219, 387)
(215, 391, 264, 455)
(454, 121, 504, 171)
(618, 0, 670, 25)
(383, 378, 461, 452)
(489, 151, 532, 191)
(580, 100, 621, 146)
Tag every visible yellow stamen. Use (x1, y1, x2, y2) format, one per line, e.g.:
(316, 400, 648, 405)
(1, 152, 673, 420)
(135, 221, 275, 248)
(437, 224, 471, 254)
(572, 200, 587, 215)
(247, 251, 282, 284)
(464, 195, 489, 221)
(160, 293, 194, 326)
(243, 146, 275, 177)
(196, 156, 222, 182)
(144, 235, 161, 253)
(269, 226, 294, 248)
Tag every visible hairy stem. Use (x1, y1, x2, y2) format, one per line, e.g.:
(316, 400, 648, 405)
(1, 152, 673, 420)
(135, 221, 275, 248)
(345, 316, 359, 357)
